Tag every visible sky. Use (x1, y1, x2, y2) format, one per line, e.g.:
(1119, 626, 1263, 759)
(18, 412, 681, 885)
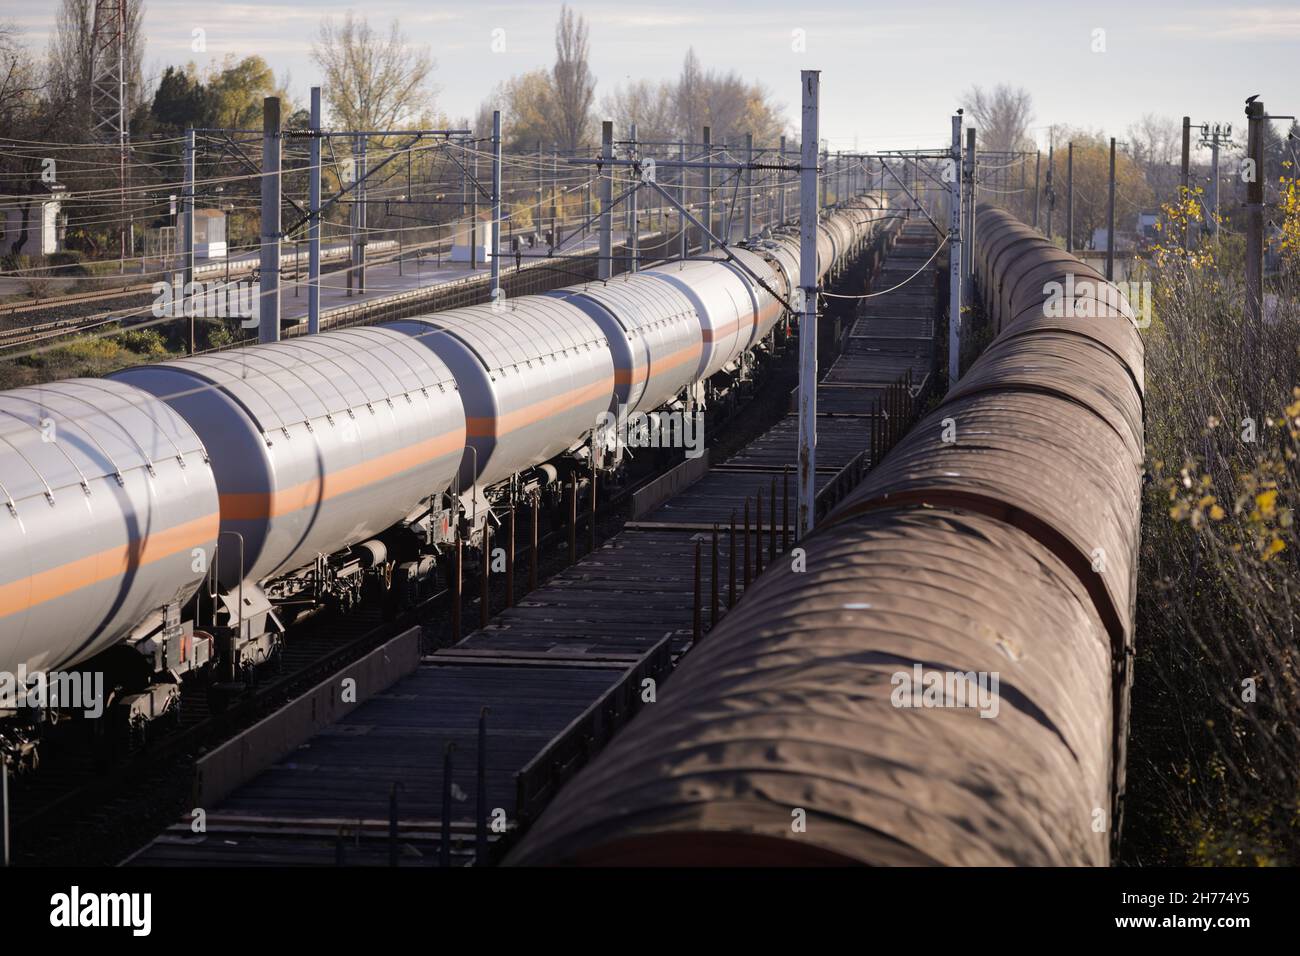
(5, 0, 1297, 152)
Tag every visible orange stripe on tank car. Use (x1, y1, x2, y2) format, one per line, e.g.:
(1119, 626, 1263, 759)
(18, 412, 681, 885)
(219, 429, 464, 521)
(757, 301, 782, 328)
(0, 512, 220, 620)
(700, 317, 742, 343)
(465, 377, 613, 439)
(613, 341, 704, 386)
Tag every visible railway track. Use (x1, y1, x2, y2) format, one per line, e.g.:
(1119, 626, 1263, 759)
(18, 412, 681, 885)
(122, 225, 899, 868)
(19, 331, 794, 867)
(0, 224, 599, 357)
(7, 600, 436, 866)
(0, 299, 155, 349)
(1, 198, 883, 867)
(0, 221, 595, 339)
(5, 451, 658, 867)
(0, 284, 154, 319)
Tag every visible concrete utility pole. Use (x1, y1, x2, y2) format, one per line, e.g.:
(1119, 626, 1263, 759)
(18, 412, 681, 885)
(629, 123, 639, 273)
(1066, 142, 1074, 253)
(307, 87, 321, 334)
(182, 127, 195, 353)
(797, 70, 820, 539)
(536, 139, 544, 238)
(259, 96, 281, 344)
(701, 126, 712, 253)
(1045, 141, 1054, 240)
(744, 132, 754, 238)
(679, 141, 688, 259)
(1244, 98, 1265, 331)
(778, 136, 787, 223)
(1033, 150, 1041, 229)
(1181, 115, 1192, 251)
(1018, 151, 1027, 223)
(1201, 123, 1231, 239)
(491, 110, 502, 301)
(948, 113, 963, 388)
(550, 148, 559, 246)
(357, 134, 368, 293)
(471, 144, 479, 271)
(599, 120, 613, 280)
(1106, 137, 1117, 281)
(963, 127, 976, 301)
(347, 139, 359, 295)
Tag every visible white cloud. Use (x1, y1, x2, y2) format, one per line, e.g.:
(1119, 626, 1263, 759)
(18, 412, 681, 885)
(1164, 6, 1300, 39)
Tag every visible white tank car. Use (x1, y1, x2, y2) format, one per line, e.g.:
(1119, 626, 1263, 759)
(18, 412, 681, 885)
(112, 326, 466, 588)
(545, 275, 702, 418)
(386, 297, 614, 492)
(750, 236, 801, 313)
(0, 379, 218, 676)
(697, 247, 786, 348)
(640, 257, 757, 381)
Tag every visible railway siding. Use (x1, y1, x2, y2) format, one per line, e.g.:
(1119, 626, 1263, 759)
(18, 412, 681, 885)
(125, 212, 933, 867)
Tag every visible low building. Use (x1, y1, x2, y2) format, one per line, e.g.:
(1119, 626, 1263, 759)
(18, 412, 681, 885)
(0, 179, 66, 256)
(193, 208, 227, 259)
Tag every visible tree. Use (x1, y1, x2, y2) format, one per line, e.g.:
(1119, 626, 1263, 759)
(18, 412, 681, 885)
(672, 49, 785, 145)
(0, 20, 40, 128)
(551, 5, 594, 151)
(311, 13, 435, 131)
(1126, 113, 1181, 171)
(149, 64, 208, 132)
(1042, 129, 1152, 250)
(1125, 113, 1183, 205)
(963, 83, 1034, 154)
(602, 80, 675, 144)
(675, 48, 707, 141)
(0, 21, 49, 259)
(46, 0, 146, 133)
(477, 71, 554, 151)
(205, 55, 289, 130)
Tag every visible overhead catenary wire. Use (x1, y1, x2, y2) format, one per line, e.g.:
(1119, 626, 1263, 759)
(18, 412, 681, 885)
(820, 233, 948, 299)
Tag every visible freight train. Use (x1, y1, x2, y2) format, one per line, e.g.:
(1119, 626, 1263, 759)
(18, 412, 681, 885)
(0, 196, 892, 766)
(506, 204, 1144, 867)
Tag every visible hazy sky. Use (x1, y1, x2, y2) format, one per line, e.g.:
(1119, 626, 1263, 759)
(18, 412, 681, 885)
(6, 0, 1297, 151)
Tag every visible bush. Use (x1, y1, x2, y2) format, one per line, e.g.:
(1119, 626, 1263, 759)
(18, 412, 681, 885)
(1124, 187, 1300, 865)
(46, 250, 88, 277)
(7, 255, 57, 299)
(0, 324, 178, 385)
(111, 327, 169, 357)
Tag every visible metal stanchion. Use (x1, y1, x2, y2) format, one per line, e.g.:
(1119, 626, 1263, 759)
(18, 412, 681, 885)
(480, 523, 491, 629)
(476, 708, 489, 866)
(711, 525, 719, 629)
(505, 506, 515, 608)
(729, 511, 737, 608)
(441, 743, 455, 868)
(693, 539, 702, 643)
